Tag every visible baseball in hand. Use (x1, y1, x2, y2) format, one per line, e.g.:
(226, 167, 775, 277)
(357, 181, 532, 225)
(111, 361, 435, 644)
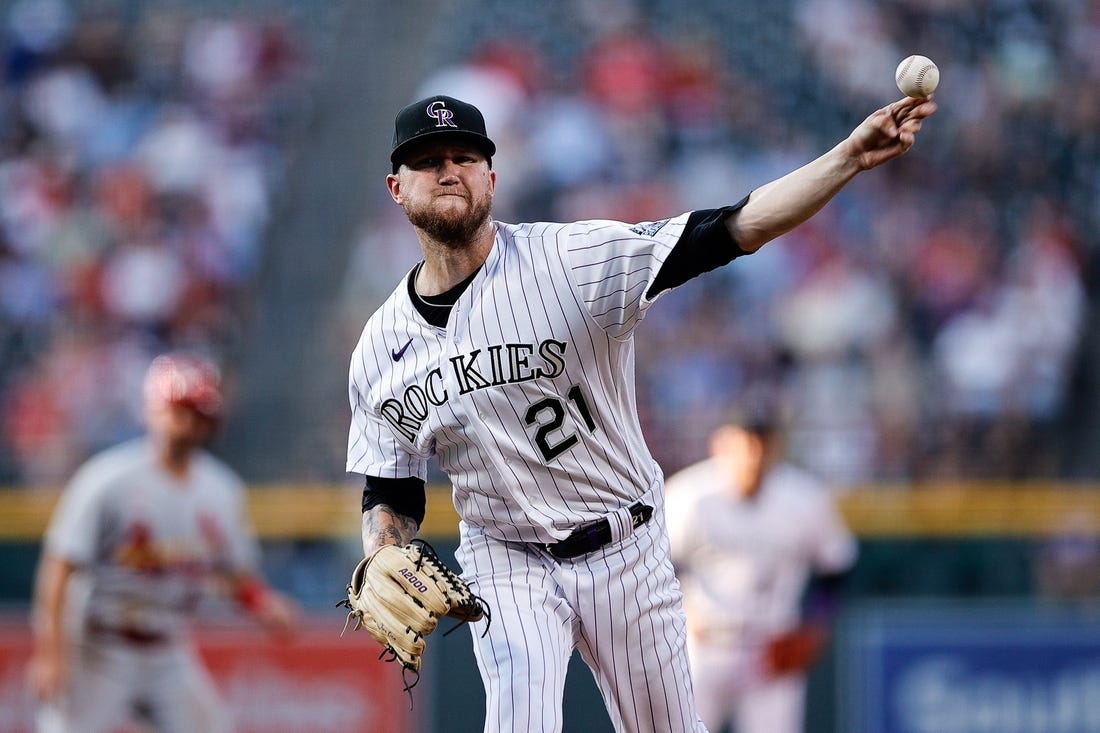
(895, 55, 939, 98)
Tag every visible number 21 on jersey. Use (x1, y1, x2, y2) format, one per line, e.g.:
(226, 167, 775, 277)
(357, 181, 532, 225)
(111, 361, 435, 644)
(524, 385, 598, 462)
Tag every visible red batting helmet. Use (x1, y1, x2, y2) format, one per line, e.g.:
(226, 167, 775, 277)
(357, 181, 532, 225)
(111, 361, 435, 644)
(143, 353, 223, 419)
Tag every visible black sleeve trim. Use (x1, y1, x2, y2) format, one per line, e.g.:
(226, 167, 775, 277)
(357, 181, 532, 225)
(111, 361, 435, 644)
(646, 197, 752, 298)
(361, 475, 426, 527)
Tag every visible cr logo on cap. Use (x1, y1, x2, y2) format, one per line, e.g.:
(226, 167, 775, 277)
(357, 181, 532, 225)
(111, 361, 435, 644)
(426, 100, 457, 129)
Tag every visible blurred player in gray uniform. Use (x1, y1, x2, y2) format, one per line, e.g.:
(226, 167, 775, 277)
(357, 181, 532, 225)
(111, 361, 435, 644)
(667, 410, 857, 733)
(29, 353, 300, 733)
(347, 92, 934, 732)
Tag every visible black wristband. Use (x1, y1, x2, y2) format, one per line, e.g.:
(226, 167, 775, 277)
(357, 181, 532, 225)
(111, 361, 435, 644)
(361, 475, 426, 527)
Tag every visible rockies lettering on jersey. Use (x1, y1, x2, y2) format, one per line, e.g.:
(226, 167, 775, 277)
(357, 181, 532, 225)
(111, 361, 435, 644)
(381, 339, 568, 441)
(348, 214, 695, 543)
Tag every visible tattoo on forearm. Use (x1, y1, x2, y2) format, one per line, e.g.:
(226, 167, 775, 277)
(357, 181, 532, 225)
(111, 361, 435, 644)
(362, 504, 418, 555)
(380, 523, 405, 545)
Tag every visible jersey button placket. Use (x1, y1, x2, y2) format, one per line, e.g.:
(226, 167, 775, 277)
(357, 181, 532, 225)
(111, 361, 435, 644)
(450, 304, 462, 344)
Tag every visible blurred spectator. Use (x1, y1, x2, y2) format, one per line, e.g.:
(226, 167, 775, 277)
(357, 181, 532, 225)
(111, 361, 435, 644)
(0, 0, 308, 485)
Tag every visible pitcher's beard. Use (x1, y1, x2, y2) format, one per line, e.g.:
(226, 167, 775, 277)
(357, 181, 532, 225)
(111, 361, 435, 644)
(406, 194, 492, 249)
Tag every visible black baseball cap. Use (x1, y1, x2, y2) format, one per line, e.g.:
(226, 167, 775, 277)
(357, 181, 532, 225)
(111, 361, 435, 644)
(390, 94, 496, 171)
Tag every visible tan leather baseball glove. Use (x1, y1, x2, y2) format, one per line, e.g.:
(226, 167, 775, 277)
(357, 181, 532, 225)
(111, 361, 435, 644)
(338, 539, 488, 687)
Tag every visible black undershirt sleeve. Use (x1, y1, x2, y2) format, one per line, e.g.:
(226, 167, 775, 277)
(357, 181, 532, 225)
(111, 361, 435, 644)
(646, 196, 752, 299)
(361, 475, 426, 527)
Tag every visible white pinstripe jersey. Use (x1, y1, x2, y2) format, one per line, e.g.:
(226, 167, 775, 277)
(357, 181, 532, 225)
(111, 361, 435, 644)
(666, 460, 857, 638)
(347, 214, 693, 544)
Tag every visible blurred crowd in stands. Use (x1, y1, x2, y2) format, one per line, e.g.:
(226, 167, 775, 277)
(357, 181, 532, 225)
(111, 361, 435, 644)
(0, 0, 308, 485)
(0, 0, 1095, 491)
(339, 0, 1097, 487)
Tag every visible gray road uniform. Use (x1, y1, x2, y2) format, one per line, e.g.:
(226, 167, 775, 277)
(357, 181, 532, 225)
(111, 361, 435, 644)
(39, 437, 260, 733)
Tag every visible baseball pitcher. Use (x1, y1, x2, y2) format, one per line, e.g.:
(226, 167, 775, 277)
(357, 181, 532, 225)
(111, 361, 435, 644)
(343, 92, 934, 732)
